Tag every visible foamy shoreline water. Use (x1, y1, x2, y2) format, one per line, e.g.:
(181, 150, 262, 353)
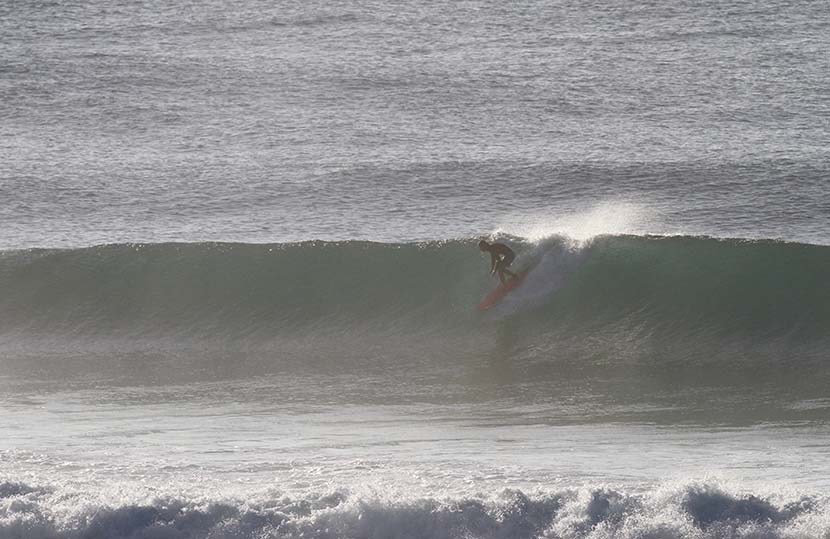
(1, 478, 827, 539)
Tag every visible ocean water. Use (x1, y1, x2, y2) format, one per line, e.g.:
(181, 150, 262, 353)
(2, 0, 830, 537)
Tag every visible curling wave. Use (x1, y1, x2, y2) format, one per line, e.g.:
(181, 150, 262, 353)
(1, 235, 828, 366)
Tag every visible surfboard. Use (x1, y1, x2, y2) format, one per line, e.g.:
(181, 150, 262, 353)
(477, 269, 530, 311)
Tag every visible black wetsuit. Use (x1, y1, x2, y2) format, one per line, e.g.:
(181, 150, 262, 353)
(490, 244, 515, 273)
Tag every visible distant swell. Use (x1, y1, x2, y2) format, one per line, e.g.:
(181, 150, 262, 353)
(0, 480, 824, 539)
(1, 235, 828, 366)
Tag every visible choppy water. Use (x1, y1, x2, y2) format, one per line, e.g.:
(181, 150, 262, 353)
(2, 0, 830, 537)
(2, 0, 830, 247)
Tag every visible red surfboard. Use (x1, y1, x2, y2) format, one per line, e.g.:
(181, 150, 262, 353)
(477, 269, 530, 311)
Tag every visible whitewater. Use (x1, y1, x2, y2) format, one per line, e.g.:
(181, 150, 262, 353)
(3, 0, 830, 536)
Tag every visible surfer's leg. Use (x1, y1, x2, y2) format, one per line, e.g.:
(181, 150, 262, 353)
(502, 254, 517, 280)
(495, 260, 507, 283)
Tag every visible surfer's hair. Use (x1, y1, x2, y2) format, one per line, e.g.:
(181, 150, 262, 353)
(478, 239, 489, 250)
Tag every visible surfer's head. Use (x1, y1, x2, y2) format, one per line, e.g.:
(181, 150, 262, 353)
(478, 240, 489, 251)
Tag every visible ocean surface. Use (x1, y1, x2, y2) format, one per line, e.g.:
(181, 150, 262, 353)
(2, 0, 830, 537)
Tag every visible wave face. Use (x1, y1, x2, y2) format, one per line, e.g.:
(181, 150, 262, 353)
(1, 235, 828, 368)
(0, 480, 825, 539)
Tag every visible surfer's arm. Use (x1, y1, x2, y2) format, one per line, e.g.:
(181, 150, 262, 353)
(489, 253, 498, 274)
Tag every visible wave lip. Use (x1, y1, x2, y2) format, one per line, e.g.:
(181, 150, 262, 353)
(0, 480, 825, 539)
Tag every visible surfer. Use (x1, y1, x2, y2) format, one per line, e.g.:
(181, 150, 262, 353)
(478, 240, 517, 284)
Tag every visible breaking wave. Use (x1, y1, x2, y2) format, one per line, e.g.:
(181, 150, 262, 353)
(0, 480, 825, 539)
(1, 235, 827, 368)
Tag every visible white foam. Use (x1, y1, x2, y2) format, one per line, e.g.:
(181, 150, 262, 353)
(494, 240, 588, 316)
(0, 478, 825, 539)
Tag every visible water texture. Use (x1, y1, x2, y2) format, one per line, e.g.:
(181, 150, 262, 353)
(2, 0, 830, 537)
